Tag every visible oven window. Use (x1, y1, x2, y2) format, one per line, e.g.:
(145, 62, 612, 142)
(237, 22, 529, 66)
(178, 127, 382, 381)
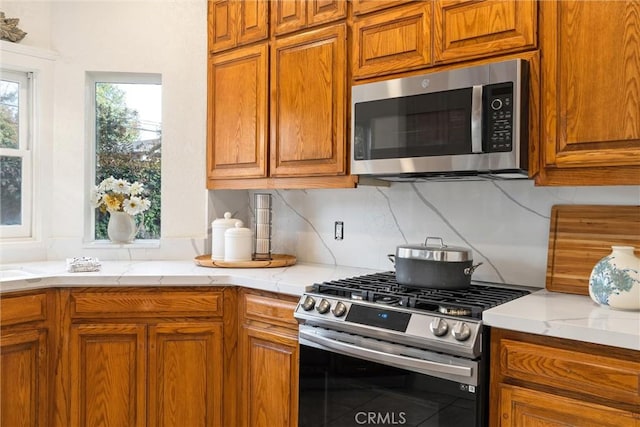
(354, 88, 472, 160)
(299, 345, 481, 427)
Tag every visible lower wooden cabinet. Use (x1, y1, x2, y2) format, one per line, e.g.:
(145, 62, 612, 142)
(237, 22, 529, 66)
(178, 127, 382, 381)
(490, 328, 640, 426)
(58, 287, 231, 427)
(237, 289, 299, 427)
(0, 291, 51, 427)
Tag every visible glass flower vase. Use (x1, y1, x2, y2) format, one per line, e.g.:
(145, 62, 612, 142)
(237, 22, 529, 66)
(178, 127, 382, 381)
(107, 212, 137, 244)
(588, 246, 640, 310)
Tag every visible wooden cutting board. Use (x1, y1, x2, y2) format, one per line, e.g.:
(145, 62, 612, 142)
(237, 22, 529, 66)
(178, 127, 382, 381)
(546, 205, 640, 295)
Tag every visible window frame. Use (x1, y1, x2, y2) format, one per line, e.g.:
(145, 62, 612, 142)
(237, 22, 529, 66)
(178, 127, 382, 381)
(0, 69, 34, 239)
(85, 71, 162, 244)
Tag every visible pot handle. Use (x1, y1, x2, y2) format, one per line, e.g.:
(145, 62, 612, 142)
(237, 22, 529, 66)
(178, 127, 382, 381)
(424, 236, 446, 248)
(464, 262, 483, 276)
(387, 254, 396, 266)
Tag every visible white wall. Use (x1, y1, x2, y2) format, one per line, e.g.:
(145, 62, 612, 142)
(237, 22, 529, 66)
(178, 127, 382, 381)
(1, 0, 249, 262)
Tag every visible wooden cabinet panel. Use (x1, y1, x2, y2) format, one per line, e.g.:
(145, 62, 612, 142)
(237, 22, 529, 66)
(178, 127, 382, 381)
(308, 0, 347, 27)
(239, 326, 299, 427)
(0, 292, 47, 326)
(69, 323, 147, 427)
(272, 0, 306, 36)
(243, 292, 298, 328)
(270, 24, 347, 177)
(499, 338, 640, 406)
(208, 44, 269, 180)
(149, 323, 224, 427)
(0, 329, 48, 427)
(490, 328, 640, 426)
(272, 0, 347, 36)
(433, 0, 536, 63)
(498, 384, 640, 427)
(71, 289, 222, 318)
(538, 0, 640, 185)
(352, 0, 413, 16)
(209, 0, 268, 53)
(352, 2, 432, 79)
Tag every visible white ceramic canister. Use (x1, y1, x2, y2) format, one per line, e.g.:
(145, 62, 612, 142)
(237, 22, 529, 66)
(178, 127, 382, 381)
(589, 246, 640, 310)
(211, 212, 240, 261)
(224, 222, 253, 262)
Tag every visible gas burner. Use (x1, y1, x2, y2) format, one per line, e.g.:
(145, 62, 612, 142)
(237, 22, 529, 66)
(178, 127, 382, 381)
(438, 306, 472, 317)
(376, 296, 401, 305)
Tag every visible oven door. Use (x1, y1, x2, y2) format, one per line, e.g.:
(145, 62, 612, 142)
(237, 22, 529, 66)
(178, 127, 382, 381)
(298, 325, 487, 427)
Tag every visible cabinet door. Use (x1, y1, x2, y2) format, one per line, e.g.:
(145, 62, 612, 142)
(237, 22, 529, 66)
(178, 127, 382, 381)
(352, 2, 432, 79)
(238, 325, 299, 427)
(69, 324, 147, 427)
(209, 0, 268, 53)
(148, 323, 224, 427)
(209, 0, 236, 53)
(208, 43, 269, 181)
(237, 0, 269, 47)
(498, 384, 639, 427)
(272, 0, 307, 36)
(433, 0, 536, 63)
(308, 0, 347, 27)
(270, 24, 347, 177)
(538, 0, 640, 185)
(0, 329, 48, 427)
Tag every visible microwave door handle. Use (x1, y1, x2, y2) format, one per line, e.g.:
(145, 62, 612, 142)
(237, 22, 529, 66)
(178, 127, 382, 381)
(299, 328, 472, 378)
(471, 85, 483, 153)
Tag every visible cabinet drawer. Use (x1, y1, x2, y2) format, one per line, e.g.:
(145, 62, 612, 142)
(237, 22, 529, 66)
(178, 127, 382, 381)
(1, 292, 47, 326)
(499, 338, 640, 406)
(242, 291, 298, 329)
(71, 290, 223, 318)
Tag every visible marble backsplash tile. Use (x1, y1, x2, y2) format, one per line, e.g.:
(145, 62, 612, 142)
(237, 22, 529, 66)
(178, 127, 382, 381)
(222, 181, 640, 288)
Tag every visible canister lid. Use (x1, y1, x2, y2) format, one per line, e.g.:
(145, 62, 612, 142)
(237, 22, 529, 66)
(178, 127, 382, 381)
(224, 221, 252, 237)
(212, 212, 238, 228)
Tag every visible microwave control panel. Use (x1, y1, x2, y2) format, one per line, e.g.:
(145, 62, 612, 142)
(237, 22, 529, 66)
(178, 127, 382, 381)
(484, 82, 514, 152)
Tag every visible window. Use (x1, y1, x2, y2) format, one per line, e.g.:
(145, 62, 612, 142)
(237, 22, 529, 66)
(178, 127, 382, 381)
(88, 73, 162, 241)
(0, 69, 32, 239)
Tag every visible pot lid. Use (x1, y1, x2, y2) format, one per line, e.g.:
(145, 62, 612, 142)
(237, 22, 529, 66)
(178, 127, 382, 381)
(224, 221, 252, 236)
(396, 237, 472, 262)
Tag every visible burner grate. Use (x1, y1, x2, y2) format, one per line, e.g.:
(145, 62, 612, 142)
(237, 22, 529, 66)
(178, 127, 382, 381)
(313, 271, 529, 319)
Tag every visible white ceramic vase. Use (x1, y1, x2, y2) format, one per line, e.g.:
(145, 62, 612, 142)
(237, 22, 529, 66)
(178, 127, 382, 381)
(107, 212, 137, 244)
(588, 246, 640, 310)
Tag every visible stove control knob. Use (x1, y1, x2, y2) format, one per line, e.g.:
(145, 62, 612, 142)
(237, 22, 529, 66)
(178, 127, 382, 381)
(332, 301, 347, 317)
(316, 299, 331, 314)
(301, 296, 316, 311)
(452, 322, 471, 341)
(429, 318, 449, 337)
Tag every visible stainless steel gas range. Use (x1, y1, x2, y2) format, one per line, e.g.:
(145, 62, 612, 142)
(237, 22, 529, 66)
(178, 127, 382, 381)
(293, 271, 532, 427)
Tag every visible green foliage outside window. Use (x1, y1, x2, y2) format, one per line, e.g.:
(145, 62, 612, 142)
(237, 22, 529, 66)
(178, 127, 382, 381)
(95, 83, 161, 239)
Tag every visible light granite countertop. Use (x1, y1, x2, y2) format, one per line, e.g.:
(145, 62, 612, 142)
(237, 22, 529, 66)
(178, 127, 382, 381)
(2, 260, 638, 351)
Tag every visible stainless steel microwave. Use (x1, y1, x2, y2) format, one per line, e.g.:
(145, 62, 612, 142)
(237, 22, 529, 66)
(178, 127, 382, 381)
(351, 59, 529, 180)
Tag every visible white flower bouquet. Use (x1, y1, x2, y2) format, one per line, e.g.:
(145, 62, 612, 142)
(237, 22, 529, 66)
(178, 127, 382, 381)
(91, 176, 151, 216)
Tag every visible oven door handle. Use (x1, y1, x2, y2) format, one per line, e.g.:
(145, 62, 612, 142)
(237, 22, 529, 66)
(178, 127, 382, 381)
(299, 329, 472, 378)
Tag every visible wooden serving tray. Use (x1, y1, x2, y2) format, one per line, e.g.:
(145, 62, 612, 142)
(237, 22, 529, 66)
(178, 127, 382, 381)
(546, 205, 640, 295)
(194, 254, 296, 268)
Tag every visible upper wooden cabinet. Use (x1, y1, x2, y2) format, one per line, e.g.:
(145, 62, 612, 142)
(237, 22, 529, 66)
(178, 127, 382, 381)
(537, 0, 640, 185)
(207, 44, 269, 180)
(271, 0, 347, 36)
(352, 2, 433, 79)
(209, 0, 269, 53)
(270, 24, 347, 177)
(433, 0, 537, 63)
